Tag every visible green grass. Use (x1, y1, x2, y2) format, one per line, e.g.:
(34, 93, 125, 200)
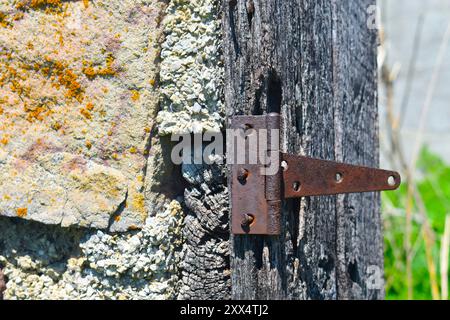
(382, 147, 450, 300)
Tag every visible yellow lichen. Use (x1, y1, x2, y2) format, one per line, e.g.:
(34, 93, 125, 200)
(85, 140, 92, 149)
(0, 11, 24, 28)
(131, 90, 140, 102)
(129, 146, 137, 154)
(0, 11, 11, 28)
(80, 108, 92, 120)
(131, 193, 146, 218)
(16, 0, 63, 11)
(51, 122, 62, 131)
(0, 53, 85, 125)
(82, 0, 89, 9)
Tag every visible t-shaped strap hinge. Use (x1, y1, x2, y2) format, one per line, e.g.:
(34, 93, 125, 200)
(230, 113, 401, 235)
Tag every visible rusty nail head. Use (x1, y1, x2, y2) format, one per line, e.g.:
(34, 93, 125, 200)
(237, 168, 249, 184)
(241, 213, 254, 226)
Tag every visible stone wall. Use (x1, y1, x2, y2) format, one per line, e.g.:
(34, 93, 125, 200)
(0, 0, 226, 300)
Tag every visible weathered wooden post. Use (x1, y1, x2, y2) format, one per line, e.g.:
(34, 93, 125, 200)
(223, 0, 386, 299)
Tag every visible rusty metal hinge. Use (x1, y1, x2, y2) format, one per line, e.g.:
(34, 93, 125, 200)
(230, 113, 401, 235)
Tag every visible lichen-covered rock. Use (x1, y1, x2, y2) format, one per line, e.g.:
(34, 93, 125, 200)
(0, 149, 128, 229)
(0, 200, 184, 300)
(156, 0, 224, 135)
(0, 0, 164, 231)
(0, 267, 6, 299)
(0, 0, 229, 300)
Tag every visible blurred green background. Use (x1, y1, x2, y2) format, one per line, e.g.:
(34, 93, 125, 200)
(379, 0, 450, 300)
(382, 148, 450, 299)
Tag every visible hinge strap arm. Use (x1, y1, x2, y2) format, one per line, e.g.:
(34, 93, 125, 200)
(282, 154, 401, 198)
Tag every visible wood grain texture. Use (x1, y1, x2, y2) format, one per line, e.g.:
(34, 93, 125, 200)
(177, 159, 231, 299)
(222, 0, 383, 299)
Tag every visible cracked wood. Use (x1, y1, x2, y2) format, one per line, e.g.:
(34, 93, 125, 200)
(223, 0, 383, 299)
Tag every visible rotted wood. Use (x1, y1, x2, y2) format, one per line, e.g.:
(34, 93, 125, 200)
(223, 0, 383, 299)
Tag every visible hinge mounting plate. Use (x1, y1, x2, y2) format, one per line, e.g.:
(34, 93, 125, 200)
(230, 114, 401, 235)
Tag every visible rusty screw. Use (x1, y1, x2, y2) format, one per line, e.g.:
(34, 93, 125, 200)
(237, 168, 249, 184)
(241, 213, 254, 227)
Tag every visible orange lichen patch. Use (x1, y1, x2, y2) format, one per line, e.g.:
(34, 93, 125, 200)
(149, 79, 155, 86)
(82, 0, 89, 9)
(24, 104, 53, 122)
(85, 102, 94, 111)
(80, 108, 92, 120)
(82, 55, 117, 79)
(85, 140, 92, 149)
(1, 136, 9, 145)
(0, 52, 85, 125)
(16, 0, 63, 11)
(57, 67, 84, 102)
(131, 90, 140, 102)
(114, 215, 121, 222)
(144, 127, 151, 133)
(16, 207, 28, 218)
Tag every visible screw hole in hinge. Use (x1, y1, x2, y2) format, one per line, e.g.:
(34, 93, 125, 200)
(388, 175, 396, 186)
(239, 123, 255, 140)
(238, 168, 249, 185)
(293, 181, 301, 192)
(335, 172, 343, 183)
(241, 213, 255, 232)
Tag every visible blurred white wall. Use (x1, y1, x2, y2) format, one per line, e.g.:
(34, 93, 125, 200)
(379, 0, 450, 167)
